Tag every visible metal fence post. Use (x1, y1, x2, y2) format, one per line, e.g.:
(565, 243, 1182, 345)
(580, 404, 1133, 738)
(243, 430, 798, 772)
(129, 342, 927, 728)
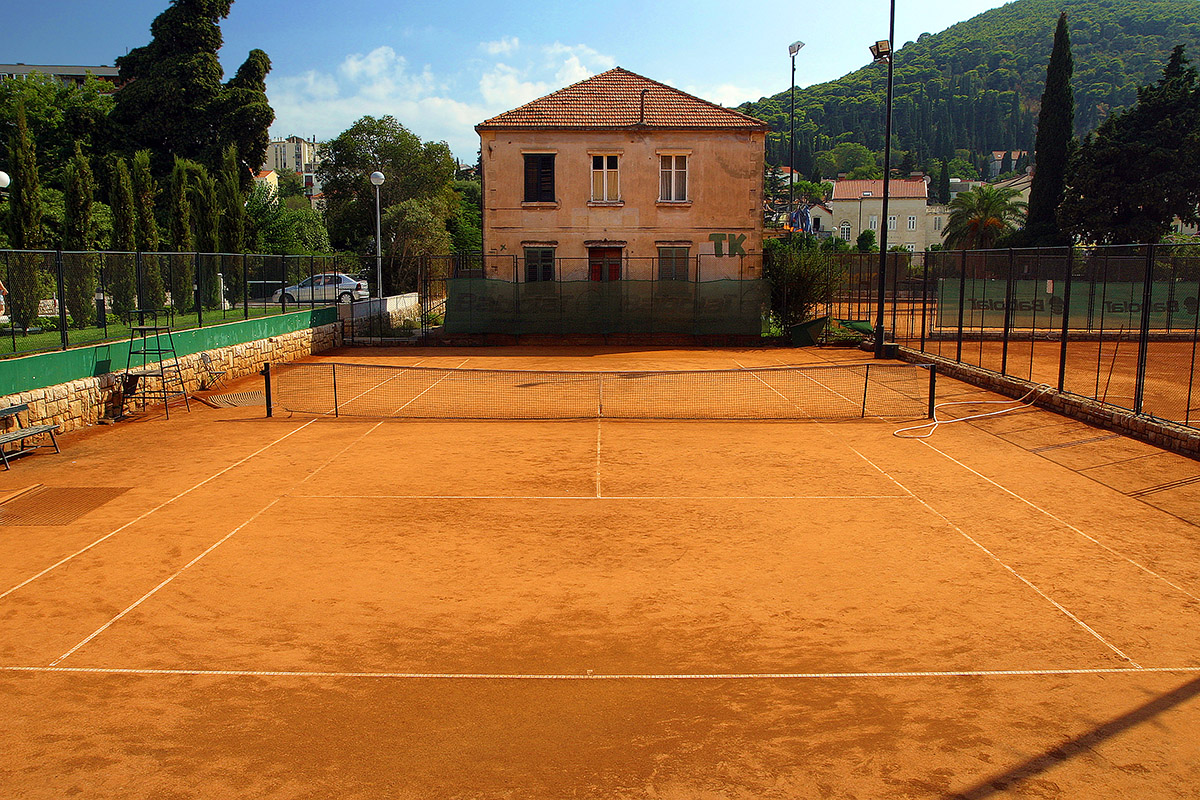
(1058, 250, 1073, 392)
(242, 254, 249, 320)
(1001, 248, 1015, 375)
(55, 250, 69, 350)
(919, 253, 929, 352)
(195, 252, 203, 328)
(956, 249, 967, 363)
(1133, 243, 1155, 414)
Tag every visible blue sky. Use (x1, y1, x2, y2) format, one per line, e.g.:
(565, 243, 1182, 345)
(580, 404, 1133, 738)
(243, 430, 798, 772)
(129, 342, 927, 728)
(8, 0, 1012, 160)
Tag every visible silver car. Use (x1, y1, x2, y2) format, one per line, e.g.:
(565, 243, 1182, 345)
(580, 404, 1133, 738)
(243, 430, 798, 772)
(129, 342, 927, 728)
(271, 273, 369, 304)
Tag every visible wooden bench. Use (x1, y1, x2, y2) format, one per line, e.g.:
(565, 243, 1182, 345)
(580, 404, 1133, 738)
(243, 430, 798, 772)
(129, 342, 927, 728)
(0, 403, 60, 470)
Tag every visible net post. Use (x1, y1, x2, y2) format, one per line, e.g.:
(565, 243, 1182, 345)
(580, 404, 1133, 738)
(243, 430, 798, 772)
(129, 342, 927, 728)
(861, 364, 870, 418)
(927, 364, 936, 419)
(262, 363, 272, 418)
(332, 362, 339, 418)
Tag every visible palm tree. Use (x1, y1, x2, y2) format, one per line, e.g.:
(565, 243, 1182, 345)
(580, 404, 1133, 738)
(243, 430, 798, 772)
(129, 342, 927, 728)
(943, 185, 1028, 250)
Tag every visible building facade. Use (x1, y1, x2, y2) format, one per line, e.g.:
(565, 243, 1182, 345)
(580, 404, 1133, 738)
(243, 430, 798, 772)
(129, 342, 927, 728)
(0, 64, 119, 86)
(475, 68, 767, 283)
(811, 178, 949, 252)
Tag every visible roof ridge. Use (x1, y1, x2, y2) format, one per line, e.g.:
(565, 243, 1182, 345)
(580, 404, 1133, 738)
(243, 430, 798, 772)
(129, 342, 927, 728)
(477, 67, 767, 130)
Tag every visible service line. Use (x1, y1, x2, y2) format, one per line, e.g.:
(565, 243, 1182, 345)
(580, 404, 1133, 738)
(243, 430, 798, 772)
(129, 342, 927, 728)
(6, 664, 1199, 681)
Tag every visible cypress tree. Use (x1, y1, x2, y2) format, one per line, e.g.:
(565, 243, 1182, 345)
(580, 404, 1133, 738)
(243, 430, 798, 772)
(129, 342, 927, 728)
(63, 142, 98, 328)
(108, 156, 138, 321)
(191, 164, 221, 307)
(6, 101, 45, 332)
(937, 159, 951, 205)
(132, 150, 165, 310)
(217, 144, 247, 307)
(168, 156, 195, 314)
(1020, 13, 1075, 247)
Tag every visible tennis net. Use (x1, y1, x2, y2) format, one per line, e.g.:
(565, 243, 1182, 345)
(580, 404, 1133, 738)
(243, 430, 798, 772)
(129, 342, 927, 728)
(265, 361, 935, 420)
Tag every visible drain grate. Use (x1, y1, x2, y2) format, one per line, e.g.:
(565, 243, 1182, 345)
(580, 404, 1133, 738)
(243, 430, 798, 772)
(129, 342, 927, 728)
(0, 486, 129, 526)
(206, 391, 265, 408)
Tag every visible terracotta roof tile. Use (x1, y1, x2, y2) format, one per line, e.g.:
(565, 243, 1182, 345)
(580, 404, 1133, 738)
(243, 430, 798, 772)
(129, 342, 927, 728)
(831, 178, 928, 200)
(477, 67, 767, 131)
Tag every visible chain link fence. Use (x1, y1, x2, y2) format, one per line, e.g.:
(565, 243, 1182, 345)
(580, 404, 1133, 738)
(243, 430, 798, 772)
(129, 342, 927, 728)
(0, 249, 368, 357)
(821, 243, 1200, 428)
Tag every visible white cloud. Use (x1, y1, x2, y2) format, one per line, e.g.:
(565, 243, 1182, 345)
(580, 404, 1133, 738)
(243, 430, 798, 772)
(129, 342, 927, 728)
(478, 63, 550, 109)
(267, 42, 619, 160)
(481, 37, 519, 56)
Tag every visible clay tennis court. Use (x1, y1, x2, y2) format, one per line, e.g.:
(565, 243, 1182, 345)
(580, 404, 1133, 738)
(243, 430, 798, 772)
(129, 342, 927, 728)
(2, 346, 1200, 799)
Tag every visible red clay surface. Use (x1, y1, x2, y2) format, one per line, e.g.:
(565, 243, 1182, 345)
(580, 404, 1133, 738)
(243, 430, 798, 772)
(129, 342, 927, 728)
(2, 346, 1200, 799)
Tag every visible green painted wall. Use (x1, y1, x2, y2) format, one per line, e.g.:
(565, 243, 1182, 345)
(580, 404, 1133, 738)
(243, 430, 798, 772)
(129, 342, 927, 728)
(0, 308, 337, 396)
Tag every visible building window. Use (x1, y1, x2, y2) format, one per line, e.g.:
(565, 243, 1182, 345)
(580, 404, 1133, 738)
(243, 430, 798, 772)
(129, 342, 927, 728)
(524, 247, 555, 282)
(869, 215, 878, 231)
(523, 154, 555, 202)
(658, 247, 690, 280)
(907, 215, 917, 231)
(660, 155, 688, 201)
(904, 243, 916, 252)
(592, 155, 620, 202)
(840, 222, 852, 241)
(887, 216, 896, 231)
(934, 216, 943, 231)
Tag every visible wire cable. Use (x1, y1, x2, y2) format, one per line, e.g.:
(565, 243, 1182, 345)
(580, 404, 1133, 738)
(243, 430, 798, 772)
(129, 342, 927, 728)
(893, 384, 1053, 439)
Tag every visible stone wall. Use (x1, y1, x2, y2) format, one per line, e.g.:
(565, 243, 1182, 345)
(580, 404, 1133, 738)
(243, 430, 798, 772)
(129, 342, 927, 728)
(0, 322, 341, 435)
(340, 293, 421, 338)
(899, 347, 1200, 460)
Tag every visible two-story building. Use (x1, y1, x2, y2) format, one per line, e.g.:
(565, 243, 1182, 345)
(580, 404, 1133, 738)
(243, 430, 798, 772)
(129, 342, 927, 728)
(475, 67, 767, 284)
(811, 177, 949, 252)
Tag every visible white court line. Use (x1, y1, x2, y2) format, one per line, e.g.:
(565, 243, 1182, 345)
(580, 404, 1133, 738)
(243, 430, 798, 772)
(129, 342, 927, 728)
(0, 419, 317, 602)
(48, 413, 394, 665)
(296, 494, 913, 501)
(334, 358, 427, 413)
(391, 358, 470, 415)
(5, 664, 1198, 680)
(595, 419, 603, 498)
(49, 499, 281, 666)
(733, 358, 865, 418)
(847, 445, 1143, 669)
(917, 439, 1200, 604)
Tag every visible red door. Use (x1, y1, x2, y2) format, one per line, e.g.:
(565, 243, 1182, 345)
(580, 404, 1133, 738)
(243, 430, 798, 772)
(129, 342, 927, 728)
(588, 248, 622, 282)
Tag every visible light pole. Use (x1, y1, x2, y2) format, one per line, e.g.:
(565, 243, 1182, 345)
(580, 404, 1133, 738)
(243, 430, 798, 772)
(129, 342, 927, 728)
(788, 41, 805, 214)
(870, 6, 895, 359)
(370, 171, 384, 300)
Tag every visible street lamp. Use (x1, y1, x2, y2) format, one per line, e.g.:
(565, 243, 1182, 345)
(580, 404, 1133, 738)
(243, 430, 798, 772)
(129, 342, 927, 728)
(788, 41, 805, 214)
(0, 171, 10, 192)
(370, 171, 384, 300)
(871, 3, 896, 359)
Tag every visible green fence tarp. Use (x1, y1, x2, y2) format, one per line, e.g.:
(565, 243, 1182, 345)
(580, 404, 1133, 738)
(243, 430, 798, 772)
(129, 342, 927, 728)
(444, 279, 768, 336)
(936, 279, 1200, 331)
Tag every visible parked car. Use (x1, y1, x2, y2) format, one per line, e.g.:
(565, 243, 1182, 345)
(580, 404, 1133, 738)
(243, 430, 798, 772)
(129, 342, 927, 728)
(271, 273, 369, 304)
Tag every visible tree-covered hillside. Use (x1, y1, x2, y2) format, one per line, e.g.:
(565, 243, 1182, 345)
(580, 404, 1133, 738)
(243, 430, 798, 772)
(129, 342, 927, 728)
(739, 0, 1200, 178)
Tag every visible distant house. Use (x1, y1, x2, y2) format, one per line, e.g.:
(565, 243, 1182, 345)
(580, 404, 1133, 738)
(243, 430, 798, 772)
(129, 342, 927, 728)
(993, 171, 1033, 205)
(252, 169, 279, 197)
(948, 178, 984, 201)
(824, 178, 948, 252)
(987, 150, 1027, 178)
(263, 136, 324, 197)
(0, 63, 120, 86)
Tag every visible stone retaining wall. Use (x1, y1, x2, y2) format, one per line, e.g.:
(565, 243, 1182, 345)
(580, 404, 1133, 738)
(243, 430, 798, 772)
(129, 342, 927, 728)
(899, 347, 1200, 460)
(0, 322, 341, 435)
